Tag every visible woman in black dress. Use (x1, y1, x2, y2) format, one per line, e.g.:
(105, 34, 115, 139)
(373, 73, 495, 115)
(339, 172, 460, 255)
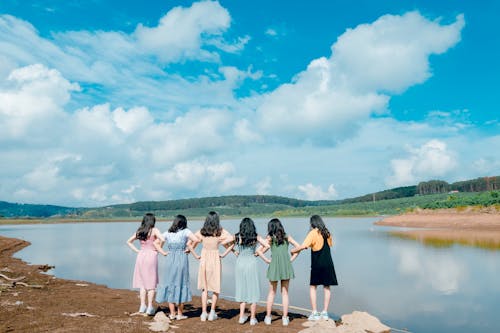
(291, 215, 338, 321)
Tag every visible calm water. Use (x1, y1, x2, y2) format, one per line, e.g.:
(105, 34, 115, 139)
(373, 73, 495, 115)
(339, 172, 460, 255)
(1, 217, 499, 332)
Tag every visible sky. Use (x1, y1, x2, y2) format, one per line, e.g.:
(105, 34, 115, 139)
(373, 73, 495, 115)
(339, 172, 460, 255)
(0, 0, 499, 207)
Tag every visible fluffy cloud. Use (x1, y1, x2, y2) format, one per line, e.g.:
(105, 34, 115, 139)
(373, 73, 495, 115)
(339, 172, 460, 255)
(134, 0, 231, 62)
(256, 12, 465, 143)
(298, 183, 338, 200)
(386, 140, 458, 187)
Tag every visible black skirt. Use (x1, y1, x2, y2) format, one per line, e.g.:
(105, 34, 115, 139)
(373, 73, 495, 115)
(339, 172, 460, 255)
(310, 236, 338, 286)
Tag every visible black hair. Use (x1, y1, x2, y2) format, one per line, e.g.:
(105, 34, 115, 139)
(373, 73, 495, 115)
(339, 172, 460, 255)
(310, 215, 330, 239)
(235, 217, 257, 246)
(136, 213, 156, 241)
(168, 214, 187, 233)
(200, 211, 222, 237)
(267, 218, 287, 245)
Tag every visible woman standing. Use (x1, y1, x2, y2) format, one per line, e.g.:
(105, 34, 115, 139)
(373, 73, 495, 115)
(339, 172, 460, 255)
(291, 215, 338, 321)
(156, 214, 199, 320)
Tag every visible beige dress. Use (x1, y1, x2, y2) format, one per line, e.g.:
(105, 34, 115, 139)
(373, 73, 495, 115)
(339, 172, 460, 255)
(197, 235, 222, 293)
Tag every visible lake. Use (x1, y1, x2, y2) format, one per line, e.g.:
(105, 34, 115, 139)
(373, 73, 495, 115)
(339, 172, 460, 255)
(1, 217, 499, 332)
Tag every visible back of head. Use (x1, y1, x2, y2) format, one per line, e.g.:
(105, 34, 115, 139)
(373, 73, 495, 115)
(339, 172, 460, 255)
(310, 214, 330, 239)
(169, 214, 187, 233)
(136, 213, 156, 241)
(236, 217, 257, 246)
(201, 211, 222, 237)
(267, 218, 286, 245)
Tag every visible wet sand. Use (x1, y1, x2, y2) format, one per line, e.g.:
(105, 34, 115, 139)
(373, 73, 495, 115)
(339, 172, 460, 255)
(0, 235, 308, 332)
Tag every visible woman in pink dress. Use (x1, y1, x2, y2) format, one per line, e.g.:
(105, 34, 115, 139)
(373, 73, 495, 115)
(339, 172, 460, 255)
(127, 213, 165, 315)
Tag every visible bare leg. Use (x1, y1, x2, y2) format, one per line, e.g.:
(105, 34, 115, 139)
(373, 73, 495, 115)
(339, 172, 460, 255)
(310, 285, 318, 312)
(211, 292, 219, 312)
(250, 302, 257, 319)
(281, 280, 289, 317)
(178, 303, 184, 316)
(201, 289, 208, 313)
(266, 281, 277, 317)
(240, 302, 246, 318)
(168, 302, 176, 317)
(139, 288, 146, 308)
(323, 286, 331, 312)
(147, 289, 155, 309)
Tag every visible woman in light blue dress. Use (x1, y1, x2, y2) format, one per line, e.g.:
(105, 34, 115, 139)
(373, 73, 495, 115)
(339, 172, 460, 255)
(231, 217, 269, 326)
(156, 215, 199, 320)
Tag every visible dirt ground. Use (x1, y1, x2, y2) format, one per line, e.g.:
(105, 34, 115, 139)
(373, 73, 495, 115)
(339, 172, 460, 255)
(0, 235, 308, 332)
(375, 208, 500, 250)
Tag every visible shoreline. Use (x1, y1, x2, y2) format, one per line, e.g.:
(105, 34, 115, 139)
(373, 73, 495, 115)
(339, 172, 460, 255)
(0, 235, 308, 332)
(375, 208, 500, 250)
(0, 215, 381, 225)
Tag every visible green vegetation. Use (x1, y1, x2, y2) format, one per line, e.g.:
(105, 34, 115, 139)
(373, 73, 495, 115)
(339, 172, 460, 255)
(1, 176, 499, 219)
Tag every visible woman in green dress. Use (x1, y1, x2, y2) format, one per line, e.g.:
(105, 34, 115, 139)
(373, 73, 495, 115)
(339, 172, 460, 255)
(258, 218, 300, 327)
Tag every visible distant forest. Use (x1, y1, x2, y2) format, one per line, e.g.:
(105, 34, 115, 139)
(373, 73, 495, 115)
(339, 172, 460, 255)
(0, 176, 498, 219)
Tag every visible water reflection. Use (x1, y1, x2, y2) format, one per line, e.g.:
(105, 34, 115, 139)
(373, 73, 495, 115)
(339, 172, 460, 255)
(390, 230, 500, 251)
(392, 246, 465, 295)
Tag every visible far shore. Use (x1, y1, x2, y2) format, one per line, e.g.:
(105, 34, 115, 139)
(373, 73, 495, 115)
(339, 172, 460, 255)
(375, 207, 500, 250)
(0, 214, 380, 225)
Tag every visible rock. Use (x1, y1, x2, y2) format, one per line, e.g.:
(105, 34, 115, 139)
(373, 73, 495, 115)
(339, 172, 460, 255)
(340, 311, 391, 333)
(300, 311, 391, 333)
(299, 319, 338, 332)
(145, 311, 171, 332)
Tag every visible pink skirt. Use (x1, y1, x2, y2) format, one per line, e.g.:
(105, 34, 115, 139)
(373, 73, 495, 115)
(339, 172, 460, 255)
(133, 249, 158, 289)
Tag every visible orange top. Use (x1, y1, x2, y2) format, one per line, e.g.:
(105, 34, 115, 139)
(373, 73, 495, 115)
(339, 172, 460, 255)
(302, 228, 333, 252)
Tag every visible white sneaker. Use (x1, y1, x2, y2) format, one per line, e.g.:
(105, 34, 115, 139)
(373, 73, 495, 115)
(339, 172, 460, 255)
(250, 318, 258, 326)
(282, 316, 290, 326)
(308, 311, 320, 321)
(320, 311, 329, 320)
(200, 311, 208, 321)
(264, 315, 272, 325)
(208, 310, 218, 321)
(238, 315, 248, 324)
(176, 314, 188, 320)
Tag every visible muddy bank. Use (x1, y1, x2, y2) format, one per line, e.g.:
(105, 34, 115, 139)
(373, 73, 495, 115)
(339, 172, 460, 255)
(0, 235, 309, 332)
(376, 208, 500, 250)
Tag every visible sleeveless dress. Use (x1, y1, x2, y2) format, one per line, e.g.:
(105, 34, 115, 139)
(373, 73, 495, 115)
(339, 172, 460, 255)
(156, 229, 192, 304)
(310, 235, 338, 286)
(267, 238, 295, 281)
(235, 243, 260, 303)
(197, 235, 222, 293)
(132, 235, 158, 289)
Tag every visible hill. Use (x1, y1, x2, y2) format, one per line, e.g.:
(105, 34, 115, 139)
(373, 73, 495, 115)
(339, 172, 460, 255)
(0, 176, 498, 219)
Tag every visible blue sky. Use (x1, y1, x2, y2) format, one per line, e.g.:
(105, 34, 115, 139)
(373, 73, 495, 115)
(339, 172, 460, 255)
(0, 0, 498, 206)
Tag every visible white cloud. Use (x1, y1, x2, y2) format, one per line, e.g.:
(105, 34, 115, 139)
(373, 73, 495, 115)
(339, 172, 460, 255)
(298, 183, 338, 200)
(265, 28, 278, 36)
(386, 139, 457, 187)
(134, 1, 232, 62)
(256, 12, 465, 144)
(255, 177, 272, 195)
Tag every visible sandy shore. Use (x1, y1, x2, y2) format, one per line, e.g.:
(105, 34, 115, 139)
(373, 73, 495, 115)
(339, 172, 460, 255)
(0, 235, 308, 332)
(375, 207, 500, 250)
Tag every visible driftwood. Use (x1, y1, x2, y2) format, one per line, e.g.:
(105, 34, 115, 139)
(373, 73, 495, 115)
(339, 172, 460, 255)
(0, 273, 44, 289)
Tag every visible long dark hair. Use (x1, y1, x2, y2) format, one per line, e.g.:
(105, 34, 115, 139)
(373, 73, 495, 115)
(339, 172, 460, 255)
(267, 218, 286, 245)
(136, 213, 156, 241)
(169, 214, 187, 233)
(235, 217, 257, 246)
(200, 211, 222, 237)
(310, 215, 330, 239)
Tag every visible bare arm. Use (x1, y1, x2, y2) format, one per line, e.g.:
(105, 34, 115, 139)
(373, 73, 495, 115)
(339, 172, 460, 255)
(220, 242, 235, 258)
(189, 231, 202, 260)
(154, 238, 168, 256)
(126, 233, 139, 253)
(287, 235, 301, 261)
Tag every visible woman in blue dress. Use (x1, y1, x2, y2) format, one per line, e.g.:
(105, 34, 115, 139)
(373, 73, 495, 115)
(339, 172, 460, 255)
(155, 215, 199, 320)
(230, 217, 268, 325)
